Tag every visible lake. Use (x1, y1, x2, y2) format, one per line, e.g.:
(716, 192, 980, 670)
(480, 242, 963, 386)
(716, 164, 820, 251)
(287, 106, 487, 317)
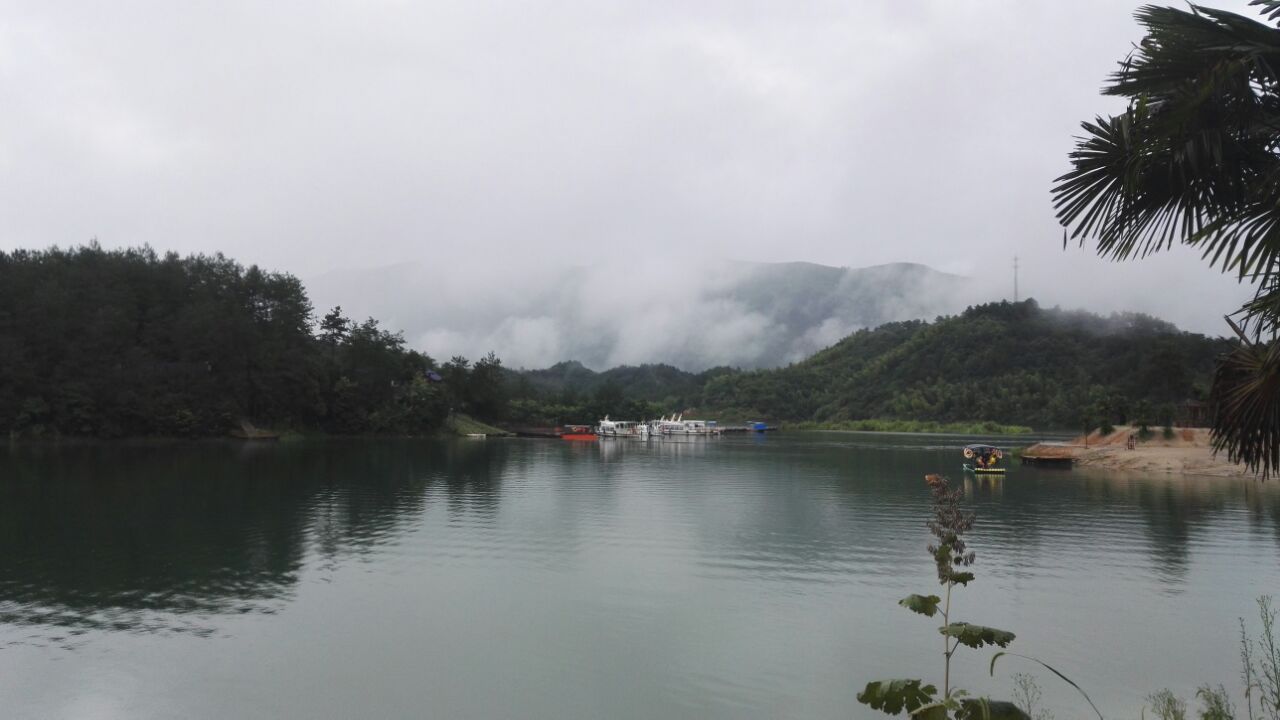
(1, 433, 1278, 719)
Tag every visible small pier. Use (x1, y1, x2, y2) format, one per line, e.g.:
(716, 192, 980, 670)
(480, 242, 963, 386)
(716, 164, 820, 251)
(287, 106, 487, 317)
(1020, 443, 1078, 468)
(1021, 454, 1075, 468)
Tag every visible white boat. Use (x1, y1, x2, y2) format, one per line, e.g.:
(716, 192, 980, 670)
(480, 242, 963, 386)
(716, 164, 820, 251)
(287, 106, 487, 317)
(597, 417, 643, 437)
(681, 420, 720, 435)
(650, 415, 687, 436)
(655, 415, 721, 436)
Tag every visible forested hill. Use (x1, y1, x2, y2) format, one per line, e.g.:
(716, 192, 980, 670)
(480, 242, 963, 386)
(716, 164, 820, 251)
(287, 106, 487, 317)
(508, 300, 1231, 430)
(0, 246, 508, 438)
(0, 245, 1231, 437)
(514, 361, 731, 409)
(699, 300, 1230, 428)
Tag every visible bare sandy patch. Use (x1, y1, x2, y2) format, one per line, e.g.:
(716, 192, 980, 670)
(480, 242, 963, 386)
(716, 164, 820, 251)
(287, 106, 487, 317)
(1023, 427, 1256, 478)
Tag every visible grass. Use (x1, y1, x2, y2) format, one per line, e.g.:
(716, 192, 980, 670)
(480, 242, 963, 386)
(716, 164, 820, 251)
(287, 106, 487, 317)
(783, 419, 1034, 435)
(445, 413, 512, 436)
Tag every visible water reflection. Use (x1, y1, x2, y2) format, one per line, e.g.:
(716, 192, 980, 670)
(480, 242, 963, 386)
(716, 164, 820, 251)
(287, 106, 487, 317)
(0, 440, 511, 637)
(963, 474, 1005, 499)
(1, 435, 1280, 719)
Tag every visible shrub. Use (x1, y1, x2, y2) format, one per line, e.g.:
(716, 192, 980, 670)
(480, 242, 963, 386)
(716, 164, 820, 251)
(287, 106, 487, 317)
(1197, 685, 1234, 720)
(857, 474, 1026, 718)
(1148, 689, 1187, 720)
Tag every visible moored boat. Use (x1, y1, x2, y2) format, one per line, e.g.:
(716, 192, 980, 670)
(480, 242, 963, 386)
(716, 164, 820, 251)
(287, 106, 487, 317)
(652, 416, 686, 435)
(560, 424, 597, 441)
(597, 418, 644, 437)
(962, 444, 1006, 474)
(659, 417, 721, 436)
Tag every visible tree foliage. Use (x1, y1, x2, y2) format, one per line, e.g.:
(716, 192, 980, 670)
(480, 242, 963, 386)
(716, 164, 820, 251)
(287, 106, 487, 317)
(1053, 1, 1280, 476)
(699, 300, 1226, 428)
(0, 245, 510, 437)
(501, 300, 1226, 430)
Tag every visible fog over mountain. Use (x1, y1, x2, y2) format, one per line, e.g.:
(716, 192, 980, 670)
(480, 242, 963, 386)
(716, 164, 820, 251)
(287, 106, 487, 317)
(308, 259, 995, 370)
(2, 0, 1261, 347)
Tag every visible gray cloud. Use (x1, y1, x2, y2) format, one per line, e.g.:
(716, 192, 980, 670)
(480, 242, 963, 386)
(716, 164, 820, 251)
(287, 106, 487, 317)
(0, 0, 1258, 354)
(306, 259, 990, 370)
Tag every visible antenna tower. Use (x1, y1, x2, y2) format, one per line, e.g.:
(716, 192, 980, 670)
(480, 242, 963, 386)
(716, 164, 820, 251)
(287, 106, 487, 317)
(1013, 256, 1019, 302)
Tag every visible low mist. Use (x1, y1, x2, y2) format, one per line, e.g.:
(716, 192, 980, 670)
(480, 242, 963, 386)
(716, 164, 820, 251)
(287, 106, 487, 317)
(307, 250, 1254, 372)
(308, 258, 997, 370)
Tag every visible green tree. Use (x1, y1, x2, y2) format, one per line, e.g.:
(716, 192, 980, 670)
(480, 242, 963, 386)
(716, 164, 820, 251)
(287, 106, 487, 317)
(440, 356, 471, 411)
(0, 245, 454, 438)
(468, 351, 509, 421)
(319, 306, 350, 345)
(1053, 1, 1280, 476)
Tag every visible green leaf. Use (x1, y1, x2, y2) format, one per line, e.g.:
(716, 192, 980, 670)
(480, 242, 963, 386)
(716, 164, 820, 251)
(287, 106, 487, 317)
(989, 652, 1104, 720)
(947, 571, 976, 586)
(1209, 320, 1280, 480)
(899, 594, 942, 617)
(957, 698, 1031, 720)
(1250, 0, 1280, 23)
(909, 700, 952, 720)
(940, 622, 1015, 649)
(856, 679, 938, 716)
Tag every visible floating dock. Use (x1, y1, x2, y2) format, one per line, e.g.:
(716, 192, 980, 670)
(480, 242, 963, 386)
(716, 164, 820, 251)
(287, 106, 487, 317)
(1020, 443, 1078, 468)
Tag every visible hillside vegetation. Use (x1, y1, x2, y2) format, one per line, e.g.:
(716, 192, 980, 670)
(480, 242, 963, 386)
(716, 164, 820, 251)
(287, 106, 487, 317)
(702, 300, 1229, 428)
(512, 300, 1231, 430)
(0, 245, 507, 438)
(1, 245, 1229, 436)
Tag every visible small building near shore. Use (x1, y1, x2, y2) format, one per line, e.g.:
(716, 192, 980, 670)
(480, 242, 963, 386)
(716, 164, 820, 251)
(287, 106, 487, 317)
(1176, 400, 1209, 427)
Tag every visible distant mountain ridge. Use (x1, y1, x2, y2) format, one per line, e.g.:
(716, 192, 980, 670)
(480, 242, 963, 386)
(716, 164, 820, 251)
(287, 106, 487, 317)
(505, 300, 1231, 430)
(308, 259, 992, 370)
(699, 299, 1228, 428)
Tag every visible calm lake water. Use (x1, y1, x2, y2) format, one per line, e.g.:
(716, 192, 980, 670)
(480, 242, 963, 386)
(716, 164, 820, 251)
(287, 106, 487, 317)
(1, 433, 1278, 719)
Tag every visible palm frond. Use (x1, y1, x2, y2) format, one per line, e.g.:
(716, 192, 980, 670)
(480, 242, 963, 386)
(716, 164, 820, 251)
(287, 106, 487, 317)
(1250, 0, 1280, 24)
(1063, 2, 1280, 479)
(1238, 276, 1280, 336)
(1211, 318, 1280, 478)
(1054, 3, 1280, 285)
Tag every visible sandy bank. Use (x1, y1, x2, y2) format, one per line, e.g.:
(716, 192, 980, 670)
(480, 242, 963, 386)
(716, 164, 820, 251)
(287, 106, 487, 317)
(1023, 427, 1256, 478)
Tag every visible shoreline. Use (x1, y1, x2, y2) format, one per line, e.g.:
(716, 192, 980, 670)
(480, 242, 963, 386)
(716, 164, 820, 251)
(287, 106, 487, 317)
(1024, 427, 1256, 479)
(5, 413, 513, 445)
(781, 420, 1036, 435)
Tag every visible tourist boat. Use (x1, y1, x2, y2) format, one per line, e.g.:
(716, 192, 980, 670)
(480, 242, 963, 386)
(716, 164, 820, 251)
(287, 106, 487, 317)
(649, 416, 685, 435)
(661, 418, 721, 436)
(559, 424, 597, 441)
(962, 444, 1006, 474)
(597, 417, 643, 438)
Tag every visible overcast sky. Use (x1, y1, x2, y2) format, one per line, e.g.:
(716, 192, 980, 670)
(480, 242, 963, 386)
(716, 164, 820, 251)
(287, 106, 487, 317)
(0, 0, 1261, 342)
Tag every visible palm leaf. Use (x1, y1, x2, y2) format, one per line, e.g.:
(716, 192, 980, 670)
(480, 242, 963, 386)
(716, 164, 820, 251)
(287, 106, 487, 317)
(1210, 318, 1280, 478)
(1251, 0, 1280, 24)
(1053, 3, 1280, 286)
